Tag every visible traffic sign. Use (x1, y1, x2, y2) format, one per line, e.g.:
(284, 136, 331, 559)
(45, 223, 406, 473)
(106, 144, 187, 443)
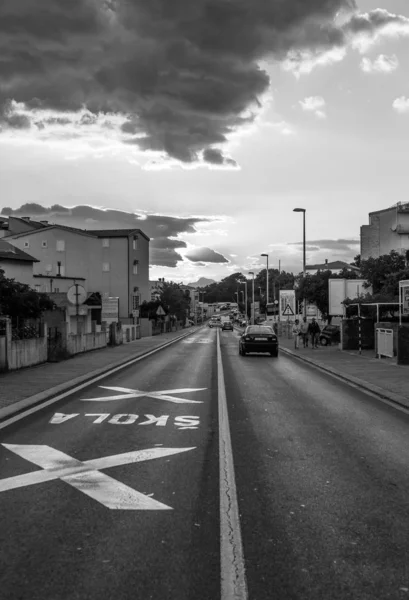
(156, 306, 166, 316)
(282, 304, 294, 316)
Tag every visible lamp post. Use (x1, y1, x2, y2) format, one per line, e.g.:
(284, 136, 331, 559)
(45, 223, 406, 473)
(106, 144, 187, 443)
(248, 271, 255, 325)
(241, 281, 247, 321)
(293, 208, 306, 319)
(200, 292, 206, 323)
(261, 253, 269, 306)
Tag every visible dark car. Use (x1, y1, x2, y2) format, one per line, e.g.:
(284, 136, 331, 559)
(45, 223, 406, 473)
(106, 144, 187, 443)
(239, 325, 278, 357)
(319, 324, 340, 346)
(222, 321, 233, 331)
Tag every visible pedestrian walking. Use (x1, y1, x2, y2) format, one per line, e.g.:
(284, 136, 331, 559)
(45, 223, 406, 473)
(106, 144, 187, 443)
(300, 317, 309, 348)
(308, 318, 321, 348)
(292, 319, 301, 349)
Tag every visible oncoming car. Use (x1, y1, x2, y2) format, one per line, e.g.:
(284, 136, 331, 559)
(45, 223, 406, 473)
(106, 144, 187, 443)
(239, 325, 278, 357)
(222, 320, 233, 331)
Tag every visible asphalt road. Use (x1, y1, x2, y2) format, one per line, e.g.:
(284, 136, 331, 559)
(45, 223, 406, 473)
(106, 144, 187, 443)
(1, 326, 409, 600)
(221, 328, 409, 600)
(0, 328, 220, 600)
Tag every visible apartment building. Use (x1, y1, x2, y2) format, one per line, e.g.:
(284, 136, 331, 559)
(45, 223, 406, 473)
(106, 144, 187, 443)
(6, 225, 150, 320)
(0, 239, 39, 285)
(150, 278, 165, 301)
(306, 260, 360, 275)
(361, 202, 409, 260)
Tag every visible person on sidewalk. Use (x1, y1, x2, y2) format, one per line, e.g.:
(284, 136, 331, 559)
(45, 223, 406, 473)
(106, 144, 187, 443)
(308, 318, 321, 349)
(292, 319, 301, 349)
(300, 317, 309, 348)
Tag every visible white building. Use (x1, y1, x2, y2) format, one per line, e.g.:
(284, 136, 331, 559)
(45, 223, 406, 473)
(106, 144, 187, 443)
(361, 202, 409, 260)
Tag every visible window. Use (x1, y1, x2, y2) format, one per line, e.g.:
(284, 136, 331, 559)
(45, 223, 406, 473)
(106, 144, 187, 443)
(133, 259, 139, 275)
(24, 241, 30, 248)
(133, 235, 138, 250)
(132, 295, 140, 310)
(102, 238, 110, 247)
(54, 288, 59, 293)
(59, 265, 65, 276)
(45, 264, 52, 273)
(102, 262, 110, 272)
(34, 284, 41, 293)
(41, 240, 48, 248)
(56, 240, 65, 252)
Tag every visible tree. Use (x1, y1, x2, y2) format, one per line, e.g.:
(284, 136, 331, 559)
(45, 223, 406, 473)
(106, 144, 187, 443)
(296, 269, 360, 321)
(0, 268, 55, 319)
(359, 250, 406, 294)
(159, 282, 191, 321)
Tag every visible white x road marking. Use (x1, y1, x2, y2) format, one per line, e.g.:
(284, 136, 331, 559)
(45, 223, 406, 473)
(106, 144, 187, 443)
(0, 444, 195, 510)
(81, 386, 206, 404)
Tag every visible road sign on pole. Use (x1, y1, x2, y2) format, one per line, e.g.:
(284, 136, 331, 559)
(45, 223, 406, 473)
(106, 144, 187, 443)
(282, 304, 294, 316)
(156, 306, 166, 316)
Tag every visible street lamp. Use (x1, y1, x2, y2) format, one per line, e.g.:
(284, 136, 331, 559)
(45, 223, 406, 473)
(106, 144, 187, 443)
(261, 253, 269, 305)
(293, 207, 306, 319)
(248, 271, 255, 325)
(241, 281, 247, 321)
(199, 291, 206, 323)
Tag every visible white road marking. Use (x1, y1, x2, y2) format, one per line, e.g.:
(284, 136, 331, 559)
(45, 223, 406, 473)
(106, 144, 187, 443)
(81, 386, 206, 404)
(182, 338, 212, 344)
(0, 444, 195, 510)
(49, 413, 201, 428)
(217, 328, 248, 600)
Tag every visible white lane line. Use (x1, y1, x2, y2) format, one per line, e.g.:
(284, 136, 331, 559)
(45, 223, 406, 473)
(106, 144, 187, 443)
(0, 329, 200, 431)
(217, 328, 248, 600)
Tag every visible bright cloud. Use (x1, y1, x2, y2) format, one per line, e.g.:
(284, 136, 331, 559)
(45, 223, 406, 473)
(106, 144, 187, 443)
(392, 97, 409, 114)
(360, 54, 399, 73)
(299, 96, 327, 119)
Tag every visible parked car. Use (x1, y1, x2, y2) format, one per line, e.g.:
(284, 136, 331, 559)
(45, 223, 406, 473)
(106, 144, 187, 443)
(319, 324, 340, 346)
(222, 321, 233, 331)
(239, 325, 279, 357)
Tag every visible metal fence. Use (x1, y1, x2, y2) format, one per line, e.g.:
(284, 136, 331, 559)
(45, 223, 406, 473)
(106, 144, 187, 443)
(11, 318, 42, 341)
(377, 328, 394, 358)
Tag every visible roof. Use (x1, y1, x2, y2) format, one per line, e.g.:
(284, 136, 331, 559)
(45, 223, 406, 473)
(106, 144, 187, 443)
(5, 224, 98, 239)
(85, 228, 150, 241)
(9, 216, 47, 230)
(306, 261, 360, 271)
(0, 240, 39, 262)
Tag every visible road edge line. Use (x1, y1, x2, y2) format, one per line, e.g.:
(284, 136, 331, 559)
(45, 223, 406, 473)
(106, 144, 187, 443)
(217, 328, 248, 600)
(0, 327, 200, 429)
(280, 346, 409, 411)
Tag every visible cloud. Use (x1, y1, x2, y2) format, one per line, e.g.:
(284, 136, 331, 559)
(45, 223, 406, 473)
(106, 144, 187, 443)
(299, 96, 327, 119)
(360, 54, 399, 73)
(1, 3, 409, 164)
(2, 202, 227, 268)
(185, 247, 229, 264)
(289, 238, 360, 252)
(393, 97, 409, 114)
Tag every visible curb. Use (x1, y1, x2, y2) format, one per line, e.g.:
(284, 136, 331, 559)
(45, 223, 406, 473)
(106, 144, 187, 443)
(280, 346, 409, 410)
(0, 327, 201, 422)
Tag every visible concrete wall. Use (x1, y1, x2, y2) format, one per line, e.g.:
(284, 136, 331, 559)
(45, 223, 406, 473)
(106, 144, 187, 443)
(66, 332, 107, 356)
(0, 261, 35, 287)
(140, 318, 152, 337)
(122, 324, 141, 343)
(2, 319, 48, 371)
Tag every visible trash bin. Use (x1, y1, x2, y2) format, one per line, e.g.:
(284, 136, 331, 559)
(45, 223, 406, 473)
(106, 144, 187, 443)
(397, 326, 409, 365)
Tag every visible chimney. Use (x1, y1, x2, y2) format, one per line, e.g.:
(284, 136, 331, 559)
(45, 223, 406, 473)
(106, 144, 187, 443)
(40, 220, 48, 225)
(325, 259, 328, 265)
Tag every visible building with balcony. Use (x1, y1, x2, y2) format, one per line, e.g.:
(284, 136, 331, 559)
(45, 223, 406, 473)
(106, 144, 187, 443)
(361, 202, 409, 260)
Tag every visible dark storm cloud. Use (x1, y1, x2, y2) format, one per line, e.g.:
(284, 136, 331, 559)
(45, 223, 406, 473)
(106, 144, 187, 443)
(185, 247, 229, 263)
(1, 1, 405, 164)
(3, 203, 215, 267)
(289, 239, 360, 252)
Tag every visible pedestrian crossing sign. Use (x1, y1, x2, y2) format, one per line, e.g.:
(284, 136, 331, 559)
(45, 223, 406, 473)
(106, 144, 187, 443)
(282, 304, 294, 316)
(156, 306, 166, 316)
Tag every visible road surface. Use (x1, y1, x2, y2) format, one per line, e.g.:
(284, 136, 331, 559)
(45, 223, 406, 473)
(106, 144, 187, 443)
(1, 326, 409, 599)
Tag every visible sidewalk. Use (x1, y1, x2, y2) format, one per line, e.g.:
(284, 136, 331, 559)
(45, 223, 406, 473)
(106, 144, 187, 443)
(278, 334, 409, 409)
(0, 326, 201, 420)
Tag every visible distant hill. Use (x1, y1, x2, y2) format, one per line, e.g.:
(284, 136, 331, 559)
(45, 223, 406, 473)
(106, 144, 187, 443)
(187, 277, 216, 288)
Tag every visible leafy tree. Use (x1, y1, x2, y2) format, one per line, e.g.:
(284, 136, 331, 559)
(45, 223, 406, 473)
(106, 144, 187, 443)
(0, 268, 55, 319)
(296, 269, 359, 321)
(159, 282, 191, 321)
(359, 250, 406, 294)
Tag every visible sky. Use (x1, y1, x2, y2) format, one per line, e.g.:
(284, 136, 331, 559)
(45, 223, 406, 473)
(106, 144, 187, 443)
(1, 0, 409, 283)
